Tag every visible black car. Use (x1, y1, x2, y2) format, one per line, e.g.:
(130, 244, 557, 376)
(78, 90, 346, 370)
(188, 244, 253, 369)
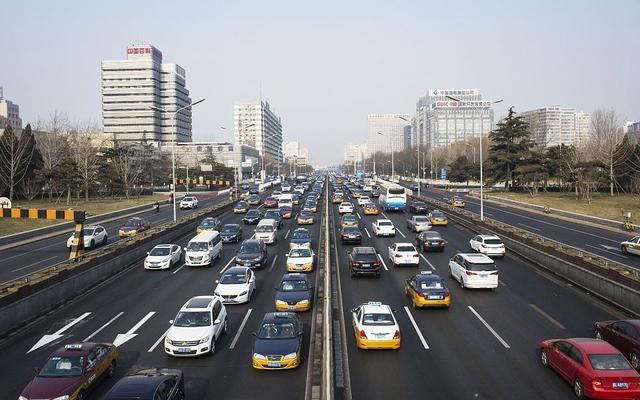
(340, 226, 363, 244)
(416, 231, 447, 252)
(263, 210, 283, 229)
(235, 239, 268, 269)
(249, 186, 260, 194)
(243, 209, 263, 225)
(409, 201, 429, 214)
(252, 312, 303, 370)
(274, 273, 314, 312)
(370, 189, 380, 198)
(220, 224, 243, 243)
(102, 368, 184, 400)
(348, 247, 381, 277)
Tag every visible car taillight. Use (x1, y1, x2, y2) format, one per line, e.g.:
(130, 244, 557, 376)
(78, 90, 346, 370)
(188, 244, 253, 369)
(413, 254, 419, 257)
(443, 292, 450, 298)
(395, 254, 402, 257)
(592, 378, 602, 387)
(359, 330, 368, 339)
(490, 272, 498, 275)
(352, 261, 359, 266)
(393, 330, 401, 339)
(373, 261, 380, 267)
(465, 271, 476, 275)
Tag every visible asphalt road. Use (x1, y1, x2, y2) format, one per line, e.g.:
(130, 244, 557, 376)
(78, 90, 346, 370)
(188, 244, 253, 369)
(330, 186, 628, 399)
(0, 192, 230, 285)
(0, 188, 322, 400)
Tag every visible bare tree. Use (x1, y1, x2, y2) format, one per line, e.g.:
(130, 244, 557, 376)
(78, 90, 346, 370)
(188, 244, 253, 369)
(105, 143, 143, 199)
(35, 111, 70, 200)
(0, 125, 38, 201)
(591, 109, 628, 196)
(68, 121, 107, 201)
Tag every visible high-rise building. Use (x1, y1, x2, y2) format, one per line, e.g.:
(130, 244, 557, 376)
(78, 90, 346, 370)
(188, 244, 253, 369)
(283, 141, 310, 165)
(234, 100, 283, 165)
(367, 114, 410, 156)
(0, 87, 22, 131)
(415, 89, 494, 149)
(519, 107, 591, 147)
(627, 121, 640, 144)
(344, 143, 368, 172)
(102, 44, 193, 143)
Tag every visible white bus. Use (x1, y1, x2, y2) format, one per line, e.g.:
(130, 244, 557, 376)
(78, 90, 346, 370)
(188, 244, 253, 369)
(379, 186, 407, 212)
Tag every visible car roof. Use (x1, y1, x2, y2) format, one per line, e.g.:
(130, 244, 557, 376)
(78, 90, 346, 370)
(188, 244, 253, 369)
(191, 231, 220, 241)
(376, 219, 392, 223)
(262, 312, 297, 324)
(394, 243, 415, 248)
(566, 338, 620, 353)
(84, 225, 101, 229)
(478, 234, 501, 240)
(108, 373, 174, 397)
(241, 239, 263, 246)
(458, 253, 494, 263)
(360, 302, 392, 314)
(353, 246, 376, 253)
(52, 342, 97, 357)
(182, 296, 217, 311)
(224, 266, 250, 275)
(282, 273, 308, 281)
(152, 244, 174, 249)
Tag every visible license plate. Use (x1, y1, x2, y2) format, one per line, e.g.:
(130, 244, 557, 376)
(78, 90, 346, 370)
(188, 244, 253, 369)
(427, 295, 442, 300)
(288, 305, 297, 310)
(244, 263, 251, 268)
(480, 274, 488, 278)
(362, 264, 370, 268)
(373, 333, 386, 337)
(613, 382, 628, 389)
(267, 361, 281, 368)
(177, 348, 190, 353)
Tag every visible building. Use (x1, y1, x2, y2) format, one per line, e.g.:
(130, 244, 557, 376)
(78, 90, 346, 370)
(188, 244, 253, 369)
(344, 143, 367, 173)
(367, 114, 410, 156)
(415, 89, 494, 149)
(234, 100, 283, 169)
(519, 107, 592, 147)
(0, 87, 22, 131)
(102, 44, 193, 143)
(628, 121, 640, 144)
(283, 141, 310, 166)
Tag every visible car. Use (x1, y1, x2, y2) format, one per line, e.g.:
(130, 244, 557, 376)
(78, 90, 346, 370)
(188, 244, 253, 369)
(66, 225, 108, 249)
(332, 193, 344, 204)
(348, 247, 382, 277)
(252, 312, 303, 370)
(219, 224, 243, 243)
(416, 231, 447, 252)
(286, 247, 315, 272)
(357, 196, 371, 207)
(405, 271, 450, 309)
(247, 195, 261, 206)
(351, 190, 361, 199)
(351, 302, 400, 350)
(370, 189, 380, 198)
(272, 190, 282, 197)
(406, 215, 432, 232)
(263, 196, 279, 209)
(372, 219, 396, 237)
(233, 201, 250, 214)
(144, 244, 183, 270)
(292, 193, 301, 205)
(363, 203, 379, 215)
(214, 267, 256, 304)
(411, 184, 419, 191)
(594, 319, 640, 370)
(289, 228, 312, 249)
(469, 234, 506, 258)
(118, 217, 151, 237)
(242, 209, 262, 225)
(235, 239, 268, 269)
(275, 273, 314, 311)
(409, 201, 429, 214)
(196, 217, 221, 234)
(340, 213, 358, 229)
(341, 226, 363, 244)
(338, 202, 354, 214)
(303, 200, 318, 213)
(297, 210, 315, 225)
(263, 209, 283, 229)
(429, 210, 448, 226)
(449, 253, 498, 290)
(388, 243, 420, 266)
(249, 186, 260, 195)
(281, 183, 292, 192)
(20, 342, 118, 400)
(179, 196, 198, 209)
(448, 196, 466, 208)
(165, 296, 227, 356)
(540, 338, 640, 399)
(280, 205, 293, 219)
(102, 368, 185, 400)
(621, 236, 640, 255)
(293, 186, 305, 196)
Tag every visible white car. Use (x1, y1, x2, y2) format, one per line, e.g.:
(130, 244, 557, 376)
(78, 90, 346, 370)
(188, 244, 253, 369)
(469, 234, 506, 258)
(286, 247, 315, 272)
(372, 219, 396, 237)
(179, 196, 199, 209)
(281, 183, 292, 192)
(165, 296, 228, 356)
(214, 267, 256, 304)
(66, 225, 108, 249)
(406, 216, 432, 232)
(357, 196, 371, 206)
(144, 244, 183, 270)
(293, 186, 305, 195)
(449, 253, 498, 290)
(388, 243, 419, 266)
(621, 236, 640, 255)
(351, 301, 401, 350)
(339, 202, 355, 214)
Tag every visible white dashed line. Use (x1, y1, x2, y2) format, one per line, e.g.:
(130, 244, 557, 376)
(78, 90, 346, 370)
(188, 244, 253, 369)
(403, 306, 429, 349)
(230, 308, 253, 349)
(148, 326, 171, 353)
(420, 254, 436, 271)
(219, 257, 236, 274)
(11, 255, 58, 272)
(396, 229, 407, 239)
(584, 244, 627, 258)
(356, 213, 362, 220)
(268, 255, 278, 272)
(517, 223, 541, 232)
(285, 229, 291, 239)
(377, 254, 389, 271)
(83, 312, 124, 342)
(171, 263, 186, 275)
(364, 228, 371, 238)
(468, 306, 510, 348)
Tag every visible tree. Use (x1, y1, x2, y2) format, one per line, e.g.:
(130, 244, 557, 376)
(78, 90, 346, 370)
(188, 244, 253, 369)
(35, 111, 70, 200)
(101, 143, 143, 199)
(572, 160, 608, 203)
(448, 155, 475, 183)
(0, 125, 39, 201)
(487, 107, 533, 190)
(513, 149, 549, 197)
(68, 122, 107, 201)
(591, 109, 627, 196)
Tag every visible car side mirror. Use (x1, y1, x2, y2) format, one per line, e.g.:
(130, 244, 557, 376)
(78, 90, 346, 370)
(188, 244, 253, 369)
(183, 247, 187, 252)
(215, 280, 219, 284)
(252, 332, 257, 337)
(169, 319, 174, 324)
(86, 367, 95, 374)
(350, 308, 357, 313)
(214, 319, 221, 325)
(146, 251, 150, 255)
(33, 367, 40, 374)
(298, 331, 303, 336)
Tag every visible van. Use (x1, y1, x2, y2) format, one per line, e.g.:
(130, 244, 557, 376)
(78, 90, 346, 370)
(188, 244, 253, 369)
(184, 231, 222, 266)
(255, 219, 278, 244)
(278, 194, 293, 208)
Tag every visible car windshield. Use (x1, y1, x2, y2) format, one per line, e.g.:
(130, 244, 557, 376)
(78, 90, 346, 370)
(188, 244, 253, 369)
(38, 356, 84, 377)
(379, 221, 392, 226)
(173, 311, 211, 327)
(279, 279, 308, 292)
(186, 242, 208, 252)
(221, 225, 237, 232)
(343, 215, 356, 221)
(588, 354, 632, 370)
(258, 322, 297, 339)
(414, 217, 428, 223)
(290, 248, 312, 257)
(292, 231, 310, 239)
(467, 262, 496, 272)
(414, 202, 426, 207)
(247, 210, 259, 217)
(82, 228, 96, 236)
(300, 211, 313, 217)
(200, 219, 216, 227)
(236, 202, 247, 207)
(123, 219, 142, 228)
(484, 239, 502, 245)
(149, 247, 171, 256)
(432, 212, 445, 218)
(265, 212, 280, 218)
(397, 245, 415, 252)
(183, 197, 194, 202)
(256, 225, 273, 232)
(422, 232, 442, 239)
(418, 277, 445, 290)
(240, 242, 261, 253)
(362, 313, 395, 326)
(220, 272, 247, 284)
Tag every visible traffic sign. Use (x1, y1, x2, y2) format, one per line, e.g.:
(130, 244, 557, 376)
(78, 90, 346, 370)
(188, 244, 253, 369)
(440, 168, 447, 179)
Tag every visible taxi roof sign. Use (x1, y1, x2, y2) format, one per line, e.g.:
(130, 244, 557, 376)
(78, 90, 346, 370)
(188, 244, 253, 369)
(420, 271, 433, 275)
(64, 344, 83, 350)
(366, 301, 382, 306)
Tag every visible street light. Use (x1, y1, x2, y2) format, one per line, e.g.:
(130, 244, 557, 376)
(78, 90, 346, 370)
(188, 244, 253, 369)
(397, 115, 420, 196)
(149, 98, 206, 222)
(445, 95, 503, 221)
(376, 132, 395, 183)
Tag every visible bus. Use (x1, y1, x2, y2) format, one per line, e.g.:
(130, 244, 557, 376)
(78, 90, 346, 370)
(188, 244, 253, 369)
(356, 170, 365, 181)
(379, 186, 407, 212)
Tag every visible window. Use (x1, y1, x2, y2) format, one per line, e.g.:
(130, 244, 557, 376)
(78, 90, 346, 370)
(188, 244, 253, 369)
(568, 347, 583, 364)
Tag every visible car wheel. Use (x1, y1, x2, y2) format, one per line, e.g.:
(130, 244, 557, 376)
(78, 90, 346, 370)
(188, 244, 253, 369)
(630, 352, 640, 370)
(573, 378, 584, 399)
(621, 245, 628, 254)
(102, 236, 108, 245)
(77, 390, 87, 400)
(209, 339, 215, 355)
(459, 277, 465, 289)
(107, 361, 116, 377)
(90, 239, 95, 248)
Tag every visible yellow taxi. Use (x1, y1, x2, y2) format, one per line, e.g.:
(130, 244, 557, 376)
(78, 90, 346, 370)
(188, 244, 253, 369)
(363, 203, 379, 215)
(247, 195, 260, 206)
(233, 201, 249, 214)
(351, 302, 400, 350)
(118, 217, 150, 238)
(429, 210, 448, 226)
(405, 271, 450, 309)
(280, 206, 293, 219)
(332, 194, 344, 204)
(351, 191, 361, 199)
(240, 191, 250, 200)
(274, 274, 313, 312)
(251, 312, 303, 370)
(286, 248, 314, 272)
(297, 210, 315, 225)
(449, 196, 466, 208)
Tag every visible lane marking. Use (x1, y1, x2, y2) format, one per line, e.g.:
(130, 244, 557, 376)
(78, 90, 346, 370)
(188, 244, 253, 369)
(229, 308, 253, 349)
(468, 306, 510, 348)
(220, 257, 236, 274)
(499, 279, 508, 287)
(420, 254, 436, 271)
(403, 306, 429, 349)
(396, 229, 407, 239)
(356, 212, 361, 220)
(285, 229, 291, 239)
(268, 255, 278, 272)
(113, 311, 155, 347)
(3, 241, 64, 262)
(382, 212, 390, 219)
(83, 312, 124, 342)
(529, 304, 566, 330)
(29, 312, 92, 353)
(148, 326, 171, 353)
(517, 223, 541, 232)
(11, 255, 58, 272)
(584, 244, 627, 258)
(171, 263, 186, 275)
(364, 228, 371, 238)
(377, 254, 389, 271)
(250, 233, 256, 240)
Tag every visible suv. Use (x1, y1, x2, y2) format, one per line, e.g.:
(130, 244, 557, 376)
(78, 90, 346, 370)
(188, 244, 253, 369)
(448, 253, 498, 290)
(235, 239, 268, 269)
(469, 234, 505, 258)
(165, 296, 228, 356)
(179, 196, 199, 209)
(348, 247, 382, 277)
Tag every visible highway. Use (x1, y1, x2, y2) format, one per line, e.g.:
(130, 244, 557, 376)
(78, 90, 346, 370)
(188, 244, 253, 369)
(0, 192, 229, 285)
(330, 184, 628, 399)
(0, 187, 321, 399)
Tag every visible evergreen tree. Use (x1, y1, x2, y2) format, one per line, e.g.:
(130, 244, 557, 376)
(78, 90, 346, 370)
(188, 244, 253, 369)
(513, 149, 549, 197)
(448, 155, 474, 183)
(0, 124, 39, 201)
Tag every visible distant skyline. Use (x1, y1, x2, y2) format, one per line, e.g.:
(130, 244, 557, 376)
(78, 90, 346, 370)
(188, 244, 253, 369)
(1, 0, 639, 165)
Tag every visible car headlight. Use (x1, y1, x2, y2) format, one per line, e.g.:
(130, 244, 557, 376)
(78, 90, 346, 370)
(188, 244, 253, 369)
(239, 290, 248, 296)
(52, 396, 70, 400)
(165, 336, 171, 343)
(214, 290, 220, 296)
(199, 335, 210, 344)
(275, 300, 287, 305)
(253, 353, 267, 361)
(202, 255, 210, 261)
(298, 299, 309, 305)
(283, 352, 298, 360)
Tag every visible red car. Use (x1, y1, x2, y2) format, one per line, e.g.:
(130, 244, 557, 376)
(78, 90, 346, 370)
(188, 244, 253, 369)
(540, 338, 640, 399)
(595, 319, 640, 370)
(263, 196, 279, 208)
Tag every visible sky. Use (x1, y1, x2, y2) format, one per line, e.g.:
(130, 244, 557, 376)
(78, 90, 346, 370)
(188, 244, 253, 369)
(1, 0, 639, 166)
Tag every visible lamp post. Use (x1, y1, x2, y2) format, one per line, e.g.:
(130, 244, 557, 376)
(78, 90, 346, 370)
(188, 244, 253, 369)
(149, 98, 206, 222)
(377, 132, 395, 182)
(445, 95, 502, 221)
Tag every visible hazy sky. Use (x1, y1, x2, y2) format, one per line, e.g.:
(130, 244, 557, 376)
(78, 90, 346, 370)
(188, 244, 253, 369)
(1, 0, 639, 165)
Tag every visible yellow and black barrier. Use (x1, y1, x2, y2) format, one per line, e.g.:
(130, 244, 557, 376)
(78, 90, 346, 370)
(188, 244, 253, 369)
(177, 179, 231, 186)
